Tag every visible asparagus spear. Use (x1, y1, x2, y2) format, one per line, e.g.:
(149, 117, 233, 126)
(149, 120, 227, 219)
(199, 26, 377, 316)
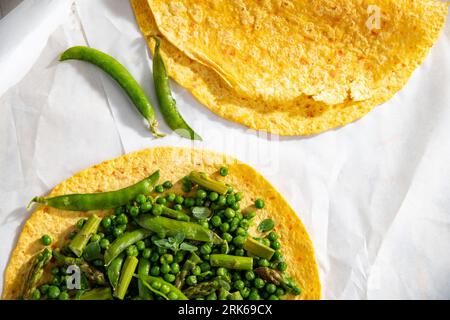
(69, 214, 101, 257)
(53, 249, 106, 285)
(210, 254, 253, 270)
(137, 215, 222, 244)
(182, 279, 221, 298)
(228, 291, 243, 300)
(188, 171, 229, 195)
(174, 252, 202, 289)
(254, 267, 301, 295)
(114, 256, 139, 300)
(243, 237, 275, 260)
(78, 287, 113, 300)
(162, 206, 191, 222)
(22, 248, 52, 299)
(137, 258, 153, 300)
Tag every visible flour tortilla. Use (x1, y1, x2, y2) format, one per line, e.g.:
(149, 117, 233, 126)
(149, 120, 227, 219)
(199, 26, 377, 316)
(3, 147, 321, 300)
(132, 0, 447, 136)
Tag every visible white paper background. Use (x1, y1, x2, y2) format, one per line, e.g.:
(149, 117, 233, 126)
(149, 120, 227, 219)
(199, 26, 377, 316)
(0, 0, 449, 299)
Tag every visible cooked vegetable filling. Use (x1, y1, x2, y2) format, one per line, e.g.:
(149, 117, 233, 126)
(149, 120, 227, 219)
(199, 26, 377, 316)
(24, 170, 300, 300)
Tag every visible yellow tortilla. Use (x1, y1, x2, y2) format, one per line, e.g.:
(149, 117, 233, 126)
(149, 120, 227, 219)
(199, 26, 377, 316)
(132, 0, 447, 136)
(3, 147, 321, 300)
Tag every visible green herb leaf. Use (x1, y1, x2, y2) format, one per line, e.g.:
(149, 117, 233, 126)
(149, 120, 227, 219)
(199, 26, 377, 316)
(257, 218, 275, 233)
(180, 242, 198, 252)
(192, 207, 211, 219)
(153, 239, 177, 251)
(174, 232, 185, 245)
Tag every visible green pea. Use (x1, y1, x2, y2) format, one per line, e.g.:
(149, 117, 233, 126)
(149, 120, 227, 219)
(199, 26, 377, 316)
(222, 232, 233, 243)
(140, 202, 152, 213)
(155, 185, 164, 193)
(152, 281, 162, 290)
(192, 265, 202, 276)
(156, 197, 167, 205)
(40, 284, 49, 295)
(116, 213, 128, 225)
(136, 194, 147, 204)
(226, 194, 236, 206)
(174, 195, 184, 205)
(236, 227, 247, 237)
(231, 202, 240, 211)
(126, 245, 139, 257)
(164, 273, 176, 283)
(41, 234, 52, 246)
(150, 252, 160, 262)
(255, 199, 265, 209)
(275, 288, 285, 297)
(266, 283, 277, 294)
(216, 267, 227, 277)
(234, 192, 243, 201)
(219, 167, 228, 176)
(220, 222, 230, 233)
(233, 235, 246, 247)
(217, 195, 226, 206)
(258, 258, 270, 267)
(163, 180, 173, 189)
(211, 215, 222, 227)
(76, 218, 86, 229)
(271, 240, 281, 250)
(186, 275, 197, 286)
(173, 204, 183, 211)
(240, 287, 250, 298)
(100, 238, 110, 249)
(248, 292, 260, 300)
(47, 286, 60, 299)
(200, 244, 212, 255)
(278, 262, 287, 272)
(31, 289, 41, 300)
(199, 262, 210, 272)
(254, 278, 265, 289)
(90, 234, 101, 243)
(166, 193, 176, 202)
(235, 248, 244, 256)
(152, 204, 163, 216)
(161, 253, 174, 264)
(196, 189, 207, 200)
(234, 280, 245, 291)
(184, 197, 194, 208)
(245, 211, 256, 219)
(59, 291, 69, 300)
(157, 246, 167, 255)
(224, 208, 235, 219)
(112, 228, 123, 238)
(175, 251, 185, 263)
(272, 250, 282, 261)
(150, 266, 160, 276)
(129, 206, 140, 217)
(208, 192, 219, 201)
(167, 291, 178, 300)
(142, 248, 152, 259)
(245, 271, 255, 281)
(261, 238, 271, 247)
(161, 263, 171, 274)
(239, 219, 250, 229)
(206, 292, 217, 300)
(268, 294, 279, 300)
(268, 231, 279, 241)
(170, 262, 180, 274)
(101, 217, 112, 229)
(136, 240, 146, 251)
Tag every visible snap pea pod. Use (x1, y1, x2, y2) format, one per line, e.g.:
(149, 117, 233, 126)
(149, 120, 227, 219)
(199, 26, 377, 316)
(30, 171, 160, 211)
(174, 252, 202, 289)
(188, 171, 229, 195)
(138, 274, 188, 300)
(162, 205, 190, 222)
(152, 36, 201, 141)
(69, 214, 102, 257)
(60, 46, 164, 137)
(137, 215, 222, 244)
(107, 253, 125, 290)
(115, 256, 139, 300)
(78, 287, 113, 300)
(210, 254, 253, 270)
(243, 237, 275, 260)
(104, 229, 152, 266)
(137, 258, 153, 300)
(22, 248, 52, 299)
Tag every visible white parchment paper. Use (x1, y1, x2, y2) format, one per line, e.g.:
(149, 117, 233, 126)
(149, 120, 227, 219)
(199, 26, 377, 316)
(0, 0, 449, 299)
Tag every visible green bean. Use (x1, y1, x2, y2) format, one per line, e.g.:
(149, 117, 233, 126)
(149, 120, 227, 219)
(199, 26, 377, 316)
(137, 215, 222, 244)
(107, 253, 125, 290)
(243, 237, 275, 260)
(138, 274, 188, 300)
(69, 214, 102, 257)
(60, 46, 164, 137)
(174, 252, 202, 289)
(30, 171, 160, 211)
(161, 205, 191, 222)
(210, 254, 253, 270)
(188, 171, 229, 195)
(104, 229, 152, 266)
(78, 287, 113, 300)
(138, 258, 153, 300)
(115, 256, 139, 300)
(22, 248, 52, 299)
(152, 36, 201, 140)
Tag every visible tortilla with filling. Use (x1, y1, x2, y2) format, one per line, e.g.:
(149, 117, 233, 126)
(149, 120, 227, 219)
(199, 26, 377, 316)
(131, 0, 447, 136)
(2, 147, 321, 300)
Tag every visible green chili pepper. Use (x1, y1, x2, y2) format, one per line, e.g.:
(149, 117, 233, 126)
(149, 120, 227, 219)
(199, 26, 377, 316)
(60, 46, 164, 137)
(104, 229, 152, 266)
(138, 274, 188, 300)
(115, 256, 139, 300)
(78, 287, 113, 300)
(210, 254, 253, 270)
(137, 215, 222, 244)
(29, 171, 160, 211)
(138, 258, 153, 300)
(69, 214, 102, 257)
(188, 171, 229, 195)
(107, 253, 125, 290)
(152, 36, 201, 140)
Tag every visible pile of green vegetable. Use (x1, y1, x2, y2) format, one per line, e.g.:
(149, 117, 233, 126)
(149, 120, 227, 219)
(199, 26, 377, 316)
(24, 169, 301, 300)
